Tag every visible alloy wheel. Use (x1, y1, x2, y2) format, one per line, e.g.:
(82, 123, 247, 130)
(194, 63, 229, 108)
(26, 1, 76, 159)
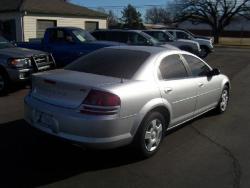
(144, 119, 163, 152)
(220, 89, 229, 112)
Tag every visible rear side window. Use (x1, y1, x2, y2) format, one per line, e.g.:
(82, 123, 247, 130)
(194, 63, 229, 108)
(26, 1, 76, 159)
(65, 49, 150, 79)
(159, 55, 188, 80)
(183, 54, 211, 77)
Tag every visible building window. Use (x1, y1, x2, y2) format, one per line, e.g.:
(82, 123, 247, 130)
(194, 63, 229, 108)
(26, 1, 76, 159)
(36, 20, 57, 38)
(85, 21, 99, 32)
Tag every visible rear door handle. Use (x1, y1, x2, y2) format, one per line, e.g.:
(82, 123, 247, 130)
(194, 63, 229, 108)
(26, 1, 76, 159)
(198, 83, 204, 87)
(164, 87, 173, 93)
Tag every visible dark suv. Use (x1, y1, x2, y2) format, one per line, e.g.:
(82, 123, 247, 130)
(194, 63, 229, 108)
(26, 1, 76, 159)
(91, 30, 178, 50)
(0, 36, 55, 94)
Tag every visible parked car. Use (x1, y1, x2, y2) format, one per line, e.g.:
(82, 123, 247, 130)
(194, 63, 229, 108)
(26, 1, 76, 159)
(18, 27, 124, 67)
(166, 28, 214, 58)
(24, 46, 230, 158)
(0, 36, 55, 95)
(91, 29, 179, 50)
(143, 30, 201, 56)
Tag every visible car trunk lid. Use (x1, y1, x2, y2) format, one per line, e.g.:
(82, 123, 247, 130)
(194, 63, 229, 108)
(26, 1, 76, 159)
(31, 69, 122, 109)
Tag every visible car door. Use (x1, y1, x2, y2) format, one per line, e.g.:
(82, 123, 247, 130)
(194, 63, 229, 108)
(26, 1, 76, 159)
(182, 54, 221, 115)
(157, 54, 198, 126)
(46, 29, 79, 66)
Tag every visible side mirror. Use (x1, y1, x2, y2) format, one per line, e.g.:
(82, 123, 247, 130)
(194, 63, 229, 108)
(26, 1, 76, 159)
(208, 68, 220, 77)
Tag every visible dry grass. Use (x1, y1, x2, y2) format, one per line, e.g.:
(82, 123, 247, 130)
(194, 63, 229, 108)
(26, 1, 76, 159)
(219, 37, 250, 46)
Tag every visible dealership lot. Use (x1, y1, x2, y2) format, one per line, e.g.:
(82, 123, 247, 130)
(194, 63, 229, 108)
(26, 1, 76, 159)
(0, 47, 250, 188)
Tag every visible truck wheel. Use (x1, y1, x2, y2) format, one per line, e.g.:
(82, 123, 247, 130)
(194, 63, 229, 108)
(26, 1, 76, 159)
(0, 70, 9, 95)
(133, 111, 166, 158)
(200, 46, 209, 58)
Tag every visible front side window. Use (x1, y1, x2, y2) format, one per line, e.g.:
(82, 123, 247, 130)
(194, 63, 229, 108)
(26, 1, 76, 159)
(72, 29, 95, 42)
(128, 32, 148, 45)
(146, 31, 171, 42)
(159, 55, 188, 80)
(176, 31, 191, 39)
(183, 54, 211, 77)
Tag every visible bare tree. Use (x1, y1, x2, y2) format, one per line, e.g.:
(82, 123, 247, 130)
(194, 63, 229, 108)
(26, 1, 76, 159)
(174, 0, 250, 43)
(107, 10, 119, 27)
(145, 7, 171, 24)
(96, 8, 119, 28)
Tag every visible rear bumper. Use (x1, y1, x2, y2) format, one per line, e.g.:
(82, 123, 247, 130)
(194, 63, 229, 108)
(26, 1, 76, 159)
(24, 95, 135, 149)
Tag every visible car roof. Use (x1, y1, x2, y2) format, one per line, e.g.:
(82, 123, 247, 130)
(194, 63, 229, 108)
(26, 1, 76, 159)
(165, 28, 188, 32)
(47, 27, 83, 30)
(143, 30, 168, 32)
(93, 29, 142, 33)
(104, 45, 176, 55)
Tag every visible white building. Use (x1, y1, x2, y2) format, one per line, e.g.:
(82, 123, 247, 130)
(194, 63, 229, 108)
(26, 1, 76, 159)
(178, 17, 250, 37)
(0, 0, 108, 42)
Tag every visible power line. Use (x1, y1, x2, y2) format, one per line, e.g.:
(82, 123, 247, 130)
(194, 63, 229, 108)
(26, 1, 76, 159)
(87, 4, 166, 9)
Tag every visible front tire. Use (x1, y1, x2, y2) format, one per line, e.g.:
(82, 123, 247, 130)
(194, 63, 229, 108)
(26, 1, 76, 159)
(215, 85, 229, 114)
(133, 112, 166, 158)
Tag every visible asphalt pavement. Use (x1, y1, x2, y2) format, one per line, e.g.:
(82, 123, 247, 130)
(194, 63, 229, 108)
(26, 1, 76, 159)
(0, 47, 250, 188)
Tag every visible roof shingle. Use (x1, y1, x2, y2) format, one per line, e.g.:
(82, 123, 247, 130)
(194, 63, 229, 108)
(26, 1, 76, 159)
(0, 0, 107, 18)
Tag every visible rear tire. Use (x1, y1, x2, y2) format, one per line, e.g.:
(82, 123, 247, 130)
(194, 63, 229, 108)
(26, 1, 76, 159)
(215, 85, 229, 114)
(133, 111, 166, 158)
(0, 70, 9, 95)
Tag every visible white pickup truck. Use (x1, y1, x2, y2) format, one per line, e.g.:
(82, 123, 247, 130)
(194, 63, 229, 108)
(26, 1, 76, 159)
(166, 28, 214, 58)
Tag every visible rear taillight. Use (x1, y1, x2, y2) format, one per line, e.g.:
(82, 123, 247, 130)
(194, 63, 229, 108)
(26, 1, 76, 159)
(80, 90, 121, 115)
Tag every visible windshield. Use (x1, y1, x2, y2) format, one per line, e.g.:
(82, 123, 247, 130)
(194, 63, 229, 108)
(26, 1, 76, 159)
(164, 31, 176, 41)
(0, 36, 14, 49)
(184, 30, 195, 38)
(72, 29, 96, 42)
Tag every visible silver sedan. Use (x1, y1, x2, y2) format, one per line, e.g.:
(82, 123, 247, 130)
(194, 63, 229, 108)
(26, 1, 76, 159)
(24, 46, 230, 158)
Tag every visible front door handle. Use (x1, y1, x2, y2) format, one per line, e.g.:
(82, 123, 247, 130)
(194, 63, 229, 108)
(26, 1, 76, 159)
(164, 87, 173, 93)
(198, 82, 204, 87)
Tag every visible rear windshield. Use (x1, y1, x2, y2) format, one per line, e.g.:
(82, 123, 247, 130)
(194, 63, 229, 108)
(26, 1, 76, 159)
(65, 48, 150, 79)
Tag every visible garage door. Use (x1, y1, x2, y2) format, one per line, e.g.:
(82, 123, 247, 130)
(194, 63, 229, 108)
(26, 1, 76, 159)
(37, 20, 57, 38)
(85, 21, 99, 32)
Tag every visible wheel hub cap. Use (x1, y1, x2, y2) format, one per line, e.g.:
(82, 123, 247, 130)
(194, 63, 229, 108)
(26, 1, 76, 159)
(144, 119, 163, 152)
(220, 90, 229, 111)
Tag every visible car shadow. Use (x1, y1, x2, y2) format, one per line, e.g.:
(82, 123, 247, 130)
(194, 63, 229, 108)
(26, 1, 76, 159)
(0, 110, 218, 187)
(0, 83, 30, 97)
(0, 119, 141, 188)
